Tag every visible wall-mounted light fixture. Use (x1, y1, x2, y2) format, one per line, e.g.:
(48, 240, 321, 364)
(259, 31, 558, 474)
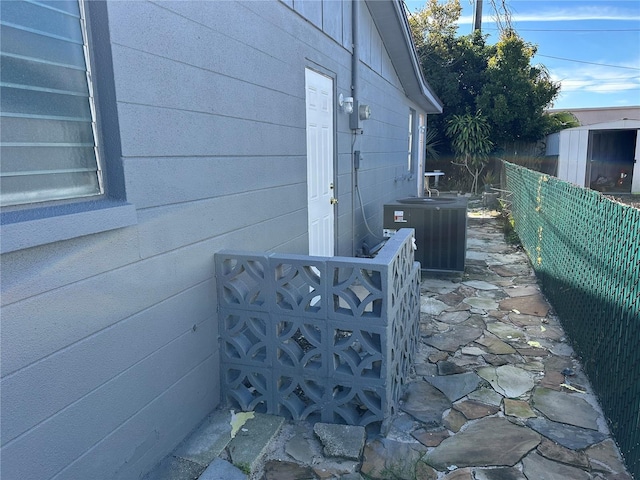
(338, 93, 354, 114)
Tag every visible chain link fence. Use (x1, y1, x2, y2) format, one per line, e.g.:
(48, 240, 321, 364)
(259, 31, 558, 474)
(503, 161, 639, 478)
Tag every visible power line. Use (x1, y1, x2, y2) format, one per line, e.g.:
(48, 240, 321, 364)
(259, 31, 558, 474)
(536, 54, 640, 71)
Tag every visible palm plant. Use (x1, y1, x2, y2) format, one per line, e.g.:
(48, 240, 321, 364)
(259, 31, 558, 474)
(424, 127, 441, 161)
(446, 111, 494, 195)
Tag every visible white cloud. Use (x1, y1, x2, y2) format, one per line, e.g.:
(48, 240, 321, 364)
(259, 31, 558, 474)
(550, 63, 640, 94)
(512, 6, 640, 22)
(457, 5, 640, 24)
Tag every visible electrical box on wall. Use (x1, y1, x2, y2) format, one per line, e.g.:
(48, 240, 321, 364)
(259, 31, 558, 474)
(350, 100, 371, 131)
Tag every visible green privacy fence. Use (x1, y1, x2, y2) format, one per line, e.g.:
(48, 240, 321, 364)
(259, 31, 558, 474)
(503, 162, 639, 478)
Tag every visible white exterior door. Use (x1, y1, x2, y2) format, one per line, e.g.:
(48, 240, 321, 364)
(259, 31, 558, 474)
(305, 68, 335, 256)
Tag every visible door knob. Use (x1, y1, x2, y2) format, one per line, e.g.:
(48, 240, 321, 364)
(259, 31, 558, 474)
(330, 197, 338, 205)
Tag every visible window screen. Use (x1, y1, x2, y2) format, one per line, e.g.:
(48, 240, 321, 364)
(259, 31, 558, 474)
(0, 0, 102, 207)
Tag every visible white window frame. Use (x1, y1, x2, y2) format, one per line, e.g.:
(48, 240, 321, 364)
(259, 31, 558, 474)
(408, 109, 416, 172)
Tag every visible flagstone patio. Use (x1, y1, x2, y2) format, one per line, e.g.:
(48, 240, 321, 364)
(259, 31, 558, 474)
(250, 207, 633, 479)
(146, 206, 634, 480)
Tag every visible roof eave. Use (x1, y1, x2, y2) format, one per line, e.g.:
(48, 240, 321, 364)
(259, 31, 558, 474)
(366, 0, 443, 114)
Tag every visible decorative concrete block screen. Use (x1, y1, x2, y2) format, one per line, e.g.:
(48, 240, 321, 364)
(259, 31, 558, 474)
(504, 161, 640, 477)
(215, 229, 420, 430)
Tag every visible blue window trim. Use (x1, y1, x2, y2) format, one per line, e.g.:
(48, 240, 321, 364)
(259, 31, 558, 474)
(1, 201, 137, 254)
(0, 1, 137, 254)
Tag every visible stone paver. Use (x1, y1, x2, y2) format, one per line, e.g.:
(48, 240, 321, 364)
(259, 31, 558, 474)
(199, 459, 247, 480)
(475, 333, 516, 354)
(401, 381, 451, 427)
(424, 372, 482, 402)
(537, 438, 590, 469)
(477, 365, 535, 398)
(227, 413, 284, 475)
(423, 417, 541, 470)
(532, 387, 600, 430)
(474, 467, 526, 480)
(586, 439, 630, 475)
(313, 423, 365, 460)
(453, 399, 500, 419)
(503, 398, 536, 418)
(522, 452, 591, 480)
(173, 410, 234, 467)
(499, 294, 550, 317)
(423, 325, 483, 352)
(526, 417, 607, 450)
(360, 438, 425, 480)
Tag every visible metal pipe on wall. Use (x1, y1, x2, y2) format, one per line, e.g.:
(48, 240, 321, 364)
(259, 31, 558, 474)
(351, 0, 359, 255)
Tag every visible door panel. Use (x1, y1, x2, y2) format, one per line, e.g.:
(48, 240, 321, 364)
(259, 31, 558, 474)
(305, 68, 334, 256)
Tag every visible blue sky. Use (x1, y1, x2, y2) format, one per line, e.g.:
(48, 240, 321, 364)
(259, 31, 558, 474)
(404, 0, 640, 110)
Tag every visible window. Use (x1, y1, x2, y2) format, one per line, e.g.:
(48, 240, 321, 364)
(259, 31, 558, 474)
(407, 109, 415, 171)
(0, 0, 102, 207)
(0, 0, 136, 254)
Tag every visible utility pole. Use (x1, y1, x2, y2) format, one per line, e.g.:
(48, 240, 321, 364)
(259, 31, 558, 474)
(473, 0, 483, 32)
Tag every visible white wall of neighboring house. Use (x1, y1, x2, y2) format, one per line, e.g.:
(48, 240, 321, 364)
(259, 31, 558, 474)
(555, 120, 640, 194)
(548, 106, 640, 126)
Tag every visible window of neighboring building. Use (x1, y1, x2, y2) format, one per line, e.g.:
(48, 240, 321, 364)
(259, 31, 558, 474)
(0, 0, 103, 207)
(407, 109, 415, 172)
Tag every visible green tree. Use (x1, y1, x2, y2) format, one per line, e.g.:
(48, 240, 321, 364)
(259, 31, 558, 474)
(545, 110, 581, 133)
(409, 0, 563, 185)
(409, 1, 490, 155)
(475, 31, 560, 145)
(446, 112, 493, 195)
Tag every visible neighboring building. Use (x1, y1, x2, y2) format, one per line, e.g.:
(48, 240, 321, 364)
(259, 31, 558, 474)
(547, 120, 640, 194)
(0, 1, 442, 479)
(547, 106, 640, 126)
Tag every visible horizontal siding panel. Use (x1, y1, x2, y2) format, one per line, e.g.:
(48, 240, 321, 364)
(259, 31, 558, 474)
(136, 183, 306, 257)
(272, 232, 308, 254)
(0, 318, 214, 480)
(1, 281, 213, 445)
(139, 204, 307, 259)
(161, 1, 326, 67)
(111, 44, 304, 128)
(107, 2, 300, 97)
(1, 240, 217, 376)
(54, 356, 218, 480)
(117, 103, 305, 158)
(0, 226, 140, 307)
(1, 209, 308, 376)
(124, 156, 306, 209)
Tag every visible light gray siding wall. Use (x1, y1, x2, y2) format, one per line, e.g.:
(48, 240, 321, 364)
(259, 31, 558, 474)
(0, 1, 428, 479)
